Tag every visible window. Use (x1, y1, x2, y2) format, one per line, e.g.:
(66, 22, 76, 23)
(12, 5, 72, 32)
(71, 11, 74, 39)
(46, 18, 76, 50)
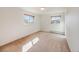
(24, 14, 34, 23)
(51, 16, 61, 24)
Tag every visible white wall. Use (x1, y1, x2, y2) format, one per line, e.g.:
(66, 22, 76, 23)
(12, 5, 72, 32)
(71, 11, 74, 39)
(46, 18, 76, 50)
(0, 7, 40, 46)
(40, 13, 65, 34)
(65, 8, 79, 52)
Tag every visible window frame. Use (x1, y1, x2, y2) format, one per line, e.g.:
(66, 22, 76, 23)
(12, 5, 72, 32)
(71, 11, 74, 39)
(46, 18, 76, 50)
(24, 14, 35, 24)
(51, 16, 61, 24)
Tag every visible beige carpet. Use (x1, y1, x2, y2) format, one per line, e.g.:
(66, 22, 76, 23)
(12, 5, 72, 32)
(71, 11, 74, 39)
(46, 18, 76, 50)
(0, 32, 70, 52)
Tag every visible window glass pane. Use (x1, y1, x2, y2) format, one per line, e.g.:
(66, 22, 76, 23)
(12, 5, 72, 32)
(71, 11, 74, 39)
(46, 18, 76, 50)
(52, 17, 56, 20)
(52, 16, 61, 20)
(24, 15, 29, 23)
(29, 16, 34, 23)
(55, 17, 61, 20)
(24, 15, 29, 20)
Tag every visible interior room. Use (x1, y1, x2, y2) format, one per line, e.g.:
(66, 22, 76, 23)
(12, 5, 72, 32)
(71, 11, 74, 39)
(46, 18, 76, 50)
(0, 7, 79, 52)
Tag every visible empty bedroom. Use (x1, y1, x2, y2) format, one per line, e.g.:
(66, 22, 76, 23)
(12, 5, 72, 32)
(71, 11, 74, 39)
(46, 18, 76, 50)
(0, 7, 79, 52)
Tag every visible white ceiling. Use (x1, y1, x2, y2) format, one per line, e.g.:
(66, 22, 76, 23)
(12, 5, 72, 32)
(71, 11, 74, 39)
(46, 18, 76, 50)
(21, 7, 66, 14)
